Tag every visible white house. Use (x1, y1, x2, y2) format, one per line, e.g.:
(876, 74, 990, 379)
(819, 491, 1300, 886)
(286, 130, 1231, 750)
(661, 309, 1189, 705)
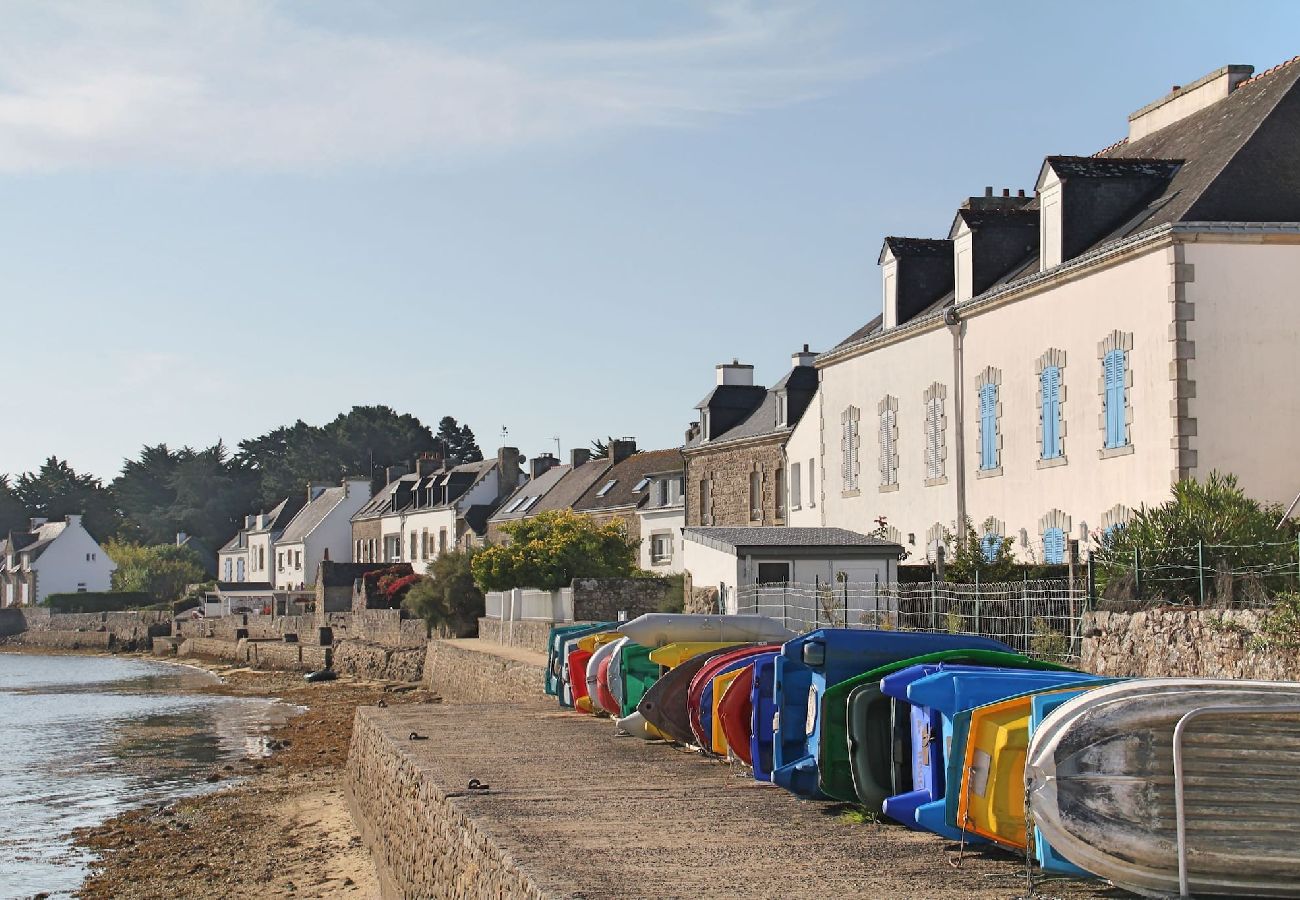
(0, 516, 116, 606)
(272, 478, 373, 590)
(796, 59, 1300, 564)
(218, 497, 302, 584)
(682, 526, 903, 617)
(635, 469, 687, 572)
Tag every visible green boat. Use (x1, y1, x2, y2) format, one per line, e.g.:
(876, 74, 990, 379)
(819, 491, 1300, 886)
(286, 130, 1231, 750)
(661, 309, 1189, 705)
(618, 642, 659, 717)
(817, 649, 1074, 804)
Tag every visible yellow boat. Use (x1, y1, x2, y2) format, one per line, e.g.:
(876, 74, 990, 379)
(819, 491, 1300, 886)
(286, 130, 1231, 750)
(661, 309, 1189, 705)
(956, 689, 1080, 849)
(577, 631, 623, 653)
(647, 641, 741, 669)
(709, 668, 745, 755)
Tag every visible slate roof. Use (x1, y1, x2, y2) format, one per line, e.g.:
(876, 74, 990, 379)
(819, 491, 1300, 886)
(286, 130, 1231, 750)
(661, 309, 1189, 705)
(216, 581, 274, 593)
(530, 457, 617, 515)
(489, 462, 573, 524)
(14, 521, 69, 562)
(572, 449, 685, 512)
(880, 237, 950, 259)
(683, 526, 902, 553)
(277, 486, 347, 543)
(352, 475, 417, 521)
(316, 562, 395, 588)
(249, 497, 304, 534)
(826, 56, 1300, 358)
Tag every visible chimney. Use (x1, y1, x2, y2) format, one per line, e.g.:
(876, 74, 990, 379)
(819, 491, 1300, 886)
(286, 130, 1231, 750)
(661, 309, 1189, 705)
(570, 448, 592, 468)
(715, 360, 754, 386)
(307, 482, 328, 502)
(64, 515, 81, 529)
(879, 237, 954, 328)
(245, 514, 256, 529)
(497, 446, 522, 495)
(791, 344, 817, 368)
(29, 517, 48, 530)
(529, 453, 559, 480)
(1129, 64, 1253, 142)
(384, 465, 406, 485)
(609, 438, 637, 463)
(415, 456, 442, 477)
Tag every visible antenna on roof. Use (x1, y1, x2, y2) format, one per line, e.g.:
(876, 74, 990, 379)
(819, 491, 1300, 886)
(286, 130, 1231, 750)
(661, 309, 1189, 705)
(553, 436, 561, 457)
(500, 425, 509, 441)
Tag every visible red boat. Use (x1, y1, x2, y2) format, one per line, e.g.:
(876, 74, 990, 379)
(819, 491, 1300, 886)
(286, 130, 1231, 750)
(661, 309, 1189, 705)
(718, 663, 758, 765)
(687, 644, 783, 750)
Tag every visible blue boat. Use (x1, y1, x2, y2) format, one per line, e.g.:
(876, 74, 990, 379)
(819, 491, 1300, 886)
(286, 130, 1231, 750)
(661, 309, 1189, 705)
(770, 629, 1013, 798)
(903, 669, 1109, 840)
(546, 622, 614, 698)
(1027, 689, 1101, 877)
(749, 654, 780, 782)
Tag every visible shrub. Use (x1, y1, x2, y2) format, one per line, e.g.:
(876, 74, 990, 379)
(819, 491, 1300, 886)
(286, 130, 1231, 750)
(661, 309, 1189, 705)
(41, 592, 155, 613)
(404, 550, 484, 636)
(104, 541, 208, 604)
(939, 517, 1020, 583)
(471, 510, 639, 592)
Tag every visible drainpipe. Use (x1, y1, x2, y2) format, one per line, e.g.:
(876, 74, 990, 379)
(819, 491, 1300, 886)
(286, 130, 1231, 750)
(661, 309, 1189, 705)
(945, 305, 968, 530)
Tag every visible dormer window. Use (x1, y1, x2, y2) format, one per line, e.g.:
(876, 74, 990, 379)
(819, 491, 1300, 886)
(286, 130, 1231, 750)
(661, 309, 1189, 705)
(596, 480, 617, 498)
(776, 394, 788, 428)
(700, 411, 710, 442)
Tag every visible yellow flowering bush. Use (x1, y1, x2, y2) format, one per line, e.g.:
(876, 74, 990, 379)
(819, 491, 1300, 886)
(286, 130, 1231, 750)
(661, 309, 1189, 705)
(471, 509, 639, 592)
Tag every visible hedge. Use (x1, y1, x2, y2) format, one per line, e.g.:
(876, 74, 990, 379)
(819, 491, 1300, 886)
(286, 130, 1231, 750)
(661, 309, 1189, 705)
(41, 592, 156, 613)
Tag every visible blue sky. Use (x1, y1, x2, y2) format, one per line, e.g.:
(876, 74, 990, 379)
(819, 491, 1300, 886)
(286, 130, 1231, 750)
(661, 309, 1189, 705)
(2, 1, 1298, 480)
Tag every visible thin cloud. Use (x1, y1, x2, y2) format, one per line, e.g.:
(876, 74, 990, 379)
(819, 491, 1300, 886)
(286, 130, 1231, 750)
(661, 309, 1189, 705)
(0, 1, 949, 172)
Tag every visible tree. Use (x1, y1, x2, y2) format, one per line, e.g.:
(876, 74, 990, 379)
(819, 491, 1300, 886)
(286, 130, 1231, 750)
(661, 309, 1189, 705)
(938, 516, 1019, 582)
(0, 475, 28, 536)
(13, 457, 121, 539)
(404, 549, 484, 636)
(589, 436, 610, 458)
(1094, 472, 1296, 605)
(435, 416, 483, 465)
(471, 509, 639, 592)
(105, 541, 207, 604)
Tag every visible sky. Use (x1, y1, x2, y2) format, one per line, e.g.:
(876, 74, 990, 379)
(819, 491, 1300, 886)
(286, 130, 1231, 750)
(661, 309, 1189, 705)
(2, 0, 1298, 481)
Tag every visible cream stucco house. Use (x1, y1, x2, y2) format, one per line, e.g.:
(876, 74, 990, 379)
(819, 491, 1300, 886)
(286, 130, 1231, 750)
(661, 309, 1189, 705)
(792, 59, 1300, 565)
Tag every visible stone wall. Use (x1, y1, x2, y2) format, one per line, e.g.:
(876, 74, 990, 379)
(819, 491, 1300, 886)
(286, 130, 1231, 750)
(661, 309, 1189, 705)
(345, 709, 552, 899)
(322, 610, 427, 648)
(571, 577, 670, 621)
(684, 435, 785, 527)
(476, 617, 555, 654)
(332, 640, 425, 682)
(14, 630, 114, 650)
(422, 641, 548, 705)
(179, 637, 249, 664)
(0, 609, 167, 650)
(1082, 606, 1300, 680)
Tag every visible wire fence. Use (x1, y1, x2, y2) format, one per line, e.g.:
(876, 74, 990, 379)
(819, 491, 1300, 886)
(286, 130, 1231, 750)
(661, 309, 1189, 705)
(1093, 539, 1300, 608)
(735, 578, 1084, 662)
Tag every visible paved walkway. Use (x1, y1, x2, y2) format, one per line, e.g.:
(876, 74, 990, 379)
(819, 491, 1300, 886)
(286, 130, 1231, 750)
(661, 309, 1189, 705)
(440, 637, 548, 667)
(361, 702, 1114, 899)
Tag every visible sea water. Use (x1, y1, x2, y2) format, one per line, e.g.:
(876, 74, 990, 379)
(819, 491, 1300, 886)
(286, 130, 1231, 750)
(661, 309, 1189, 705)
(0, 653, 295, 899)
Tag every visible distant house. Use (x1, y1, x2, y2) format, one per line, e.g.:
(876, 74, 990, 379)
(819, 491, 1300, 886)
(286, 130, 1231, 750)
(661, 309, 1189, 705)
(272, 478, 373, 590)
(0, 515, 117, 607)
(484, 444, 637, 542)
(218, 497, 303, 584)
(356, 448, 523, 568)
(484, 452, 568, 541)
(571, 447, 685, 569)
(682, 348, 819, 528)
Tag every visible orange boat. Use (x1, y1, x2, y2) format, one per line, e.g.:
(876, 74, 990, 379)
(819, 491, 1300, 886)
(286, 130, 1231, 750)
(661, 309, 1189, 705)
(717, 663, 758, 765)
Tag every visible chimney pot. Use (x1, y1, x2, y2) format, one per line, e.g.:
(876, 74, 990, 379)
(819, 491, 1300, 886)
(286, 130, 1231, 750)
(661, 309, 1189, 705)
(985, 186, 993, 197)
(1018, 189, 1025, 197)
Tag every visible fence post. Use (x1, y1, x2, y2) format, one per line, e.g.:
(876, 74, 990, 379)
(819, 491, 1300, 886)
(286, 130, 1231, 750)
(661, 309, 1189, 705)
(814, 575, 820, 629)
(1023, 569, 1030, 655)
(1086, 552, 1096, 611)
(782, 583, 788, 631)
(1197, 540, 1206, 607)
(974, 570, 981, 636)
(1134, 547, 1142, 604)
(843, 576, 849, 629)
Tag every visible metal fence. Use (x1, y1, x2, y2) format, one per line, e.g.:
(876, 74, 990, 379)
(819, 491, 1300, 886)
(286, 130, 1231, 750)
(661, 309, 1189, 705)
(1093, 539, 1300, 608)
(735, 578, 1084, 662)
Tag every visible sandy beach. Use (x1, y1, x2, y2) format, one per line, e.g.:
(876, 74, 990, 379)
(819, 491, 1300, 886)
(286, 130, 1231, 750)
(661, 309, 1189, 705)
(0, 649, 436, 900)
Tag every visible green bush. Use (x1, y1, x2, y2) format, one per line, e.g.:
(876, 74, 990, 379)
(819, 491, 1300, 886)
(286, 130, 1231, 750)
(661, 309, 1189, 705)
(41, 592, 155, 613)
(105, 541, 208, 604)
(404, 549, 484, 637)
(471, 510, 639, 592)
(939, 516, 1020, 582)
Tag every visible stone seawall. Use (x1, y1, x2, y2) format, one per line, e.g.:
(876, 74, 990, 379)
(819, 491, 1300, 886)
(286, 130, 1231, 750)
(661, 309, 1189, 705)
(422, 641, 548, 706)
(1082, 607, 1300, 680)
(14, 630, 114, 650)
(346, 708, 552, 899)
(475, 617, 555, 655)
(333, 640, 425, 682)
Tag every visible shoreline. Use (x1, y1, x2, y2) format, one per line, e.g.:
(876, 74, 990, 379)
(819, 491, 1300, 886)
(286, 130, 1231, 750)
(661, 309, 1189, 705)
(4, 645, 438, 899)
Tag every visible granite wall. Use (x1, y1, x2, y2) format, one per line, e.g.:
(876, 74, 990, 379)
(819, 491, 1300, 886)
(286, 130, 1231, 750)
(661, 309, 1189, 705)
(475, 617, 555, 654)
(422, 641, 548, 706)
(345, 708, 552, 900)
(1082, 606, 1300, 680)
(571, 578, 670, 621)
(332, 640, 426, 682)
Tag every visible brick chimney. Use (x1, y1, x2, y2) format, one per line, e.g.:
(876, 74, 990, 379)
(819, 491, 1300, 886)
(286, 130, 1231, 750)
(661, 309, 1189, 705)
(497, 446, 522, 495)
(570, 448, 592, 468)
(529, 453, 560, 480)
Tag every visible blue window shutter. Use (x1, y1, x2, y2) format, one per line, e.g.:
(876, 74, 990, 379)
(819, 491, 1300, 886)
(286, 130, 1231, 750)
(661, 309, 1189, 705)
(980, 533, 998, 562)
(1041, 366, 1061, 459)
(1104, 350, 1126, 449)
(1044, 527, 1065, 564)
(979, 384, 997, 470)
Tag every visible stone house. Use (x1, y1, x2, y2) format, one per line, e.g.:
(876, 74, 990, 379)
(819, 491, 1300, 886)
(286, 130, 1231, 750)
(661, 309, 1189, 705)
(683, 349, 818, 528)
(0, 515, 117, 606)
(792, 59, 1300, 564)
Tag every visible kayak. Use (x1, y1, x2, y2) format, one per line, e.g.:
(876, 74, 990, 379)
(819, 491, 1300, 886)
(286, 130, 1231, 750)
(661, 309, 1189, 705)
(1027, 678, 1300, 898)
(709, 668, 746, 755)
(595, 648, 622, 716)
(583, 636, 624, 714)
(649, 641, 744, 669)
(771, 629, 1014, 798)
(616, 642, 658, 717)
(619, 614, 795, 648)
(749, 654, 780, 782)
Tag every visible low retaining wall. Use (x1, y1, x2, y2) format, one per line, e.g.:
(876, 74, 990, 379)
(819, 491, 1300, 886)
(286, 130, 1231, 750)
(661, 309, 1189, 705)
(422, 641, 547, 705)
(333, 640, 425, 682)
(179, 637, 248, 664)
(346, 708, 550, 899)
(1082, 607, 1300, 680)
(475, 617, 556, 655)
(14, 630, 114, 650)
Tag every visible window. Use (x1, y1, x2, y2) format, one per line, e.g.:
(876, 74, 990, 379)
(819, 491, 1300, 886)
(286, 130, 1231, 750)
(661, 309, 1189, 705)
(656, 479, 669, 507)
(518, 496, 539, 513)
(439, 529, 447, 553)
(978, 374, 1000, 472)
(295, 551, 302, 569)
(808, 458, 816, 507)
(503, 495, 527, 514)
(790, 462, 802, 510)
(421, 529, 429, 561)
(410, 531, 418, 559)
(1037, 349, 1067, 464)
(699, 478, 712, 525)
(650, 533, 673, 565)
(776, 394, 788, 427)
(923, 383, 946, 484)
(878, 396, 899, 488)
(749, 471, 762, 522)
(596, 480, 617, 498)
(223, 559, 232, 581)
(775, 466, 786, 520)
(1103, 349, 1128, 449)
(277, 552, 283, 572)
(1043, 527, 1066, 564)
(756, 562, 791, 585)
(77, 583, 86, 592)
(980, 533, 1000, 562)
(841, 406, 860, 493)
(632, 476, 651, 493)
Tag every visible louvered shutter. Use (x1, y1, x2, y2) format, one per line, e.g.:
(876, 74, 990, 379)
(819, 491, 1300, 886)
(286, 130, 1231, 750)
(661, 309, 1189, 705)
(1104, 350, 1125, 448)
(1044, 527, 1065, 564)
(1042, 367, 1060, 459)
(925, 398, 939, 480)
(979, 384, 997, 469)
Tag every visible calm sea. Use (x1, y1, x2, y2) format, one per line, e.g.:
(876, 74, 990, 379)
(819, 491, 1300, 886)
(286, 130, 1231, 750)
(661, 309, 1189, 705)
(0, 653, 296, 900)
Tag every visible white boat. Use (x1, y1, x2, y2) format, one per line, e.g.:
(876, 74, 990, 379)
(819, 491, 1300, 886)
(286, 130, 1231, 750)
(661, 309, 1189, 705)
(1026, 678, 1300, 898)
(616, 614, 794, 649)
(584, 637, 627, 714)
(614, 711, 659, 740)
